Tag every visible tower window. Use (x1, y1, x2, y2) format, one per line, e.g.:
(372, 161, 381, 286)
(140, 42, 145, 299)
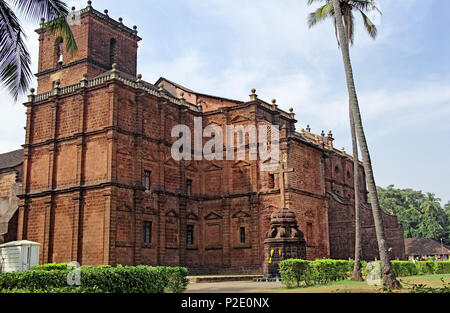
(240, 227, 246, 243)
(143, 221, 152, 244)
(110, 38, 117, 66)
(55, 37, 64, 66)
(187, 225, 194, 245)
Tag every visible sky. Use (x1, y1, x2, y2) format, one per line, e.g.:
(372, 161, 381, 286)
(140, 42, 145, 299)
(0, 0, 449, 204)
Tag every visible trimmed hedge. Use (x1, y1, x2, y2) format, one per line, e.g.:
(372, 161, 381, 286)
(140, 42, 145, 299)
(279, 259, 450, 288)
(0, 264, 189, 293)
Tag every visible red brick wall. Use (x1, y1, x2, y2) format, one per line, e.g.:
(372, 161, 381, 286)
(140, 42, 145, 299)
(20, 8, 405, 271)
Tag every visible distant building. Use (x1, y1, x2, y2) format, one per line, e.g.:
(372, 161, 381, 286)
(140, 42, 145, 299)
(404, 238, 450, 261)
(0, 149, 23, 243)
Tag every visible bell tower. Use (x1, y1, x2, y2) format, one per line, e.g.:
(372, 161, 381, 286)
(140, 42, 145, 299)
(35, 1, 141, 93)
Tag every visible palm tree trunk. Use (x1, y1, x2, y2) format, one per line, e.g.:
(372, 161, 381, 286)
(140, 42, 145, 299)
(350, 111, 363, 281)
(331, 0, 400, 289)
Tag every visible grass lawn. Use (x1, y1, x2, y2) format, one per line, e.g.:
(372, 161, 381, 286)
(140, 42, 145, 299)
(270, 274, 450, 293)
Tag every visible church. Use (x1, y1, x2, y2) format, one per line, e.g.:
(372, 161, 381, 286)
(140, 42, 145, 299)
(0, 3, 405, 274)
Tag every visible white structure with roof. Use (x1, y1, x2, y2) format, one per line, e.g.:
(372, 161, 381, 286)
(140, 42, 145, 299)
(0, 240, 40, 273)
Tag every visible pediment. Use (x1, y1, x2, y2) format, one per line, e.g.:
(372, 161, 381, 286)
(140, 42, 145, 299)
(232, 210, 251, 218)
(232, 160, 251, 168)
(185, 161, 198, 172)
(204, 162, 223, 172)
(204, 212, 222, 220)
(231, 115, 250, 123)
(205, 122, 222, 129)
(164, 158, 179, 167)
(166, 209, 178, 218)
(186, 212, 198, 220)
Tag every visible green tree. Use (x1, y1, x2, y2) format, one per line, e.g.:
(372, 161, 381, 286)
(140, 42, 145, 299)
(307, 0, 400, 288)
(0, 0, 77, 100)
(378, 186, 450, 245)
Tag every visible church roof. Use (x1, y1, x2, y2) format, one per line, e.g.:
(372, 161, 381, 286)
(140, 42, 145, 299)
(155, 77, 244, 105)
(0, 149, 24, 171)
(404, 238, 450, 256)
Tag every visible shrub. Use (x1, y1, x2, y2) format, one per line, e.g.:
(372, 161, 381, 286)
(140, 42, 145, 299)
(279, 259, 450, 289)
(432, 261, 450, 274)
(30, 263, 70, 271)
(0, 265, 189, 293)
(391, 261, 418, 277)
(279, 259, 355, 288)
(416, 261, 435, 275)
(279, 259, 311, 288)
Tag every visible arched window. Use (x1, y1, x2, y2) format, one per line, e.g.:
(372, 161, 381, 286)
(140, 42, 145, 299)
(109, 38, 117, 66)
(55, 37, 64, 66)
(334, 165, 340, 175)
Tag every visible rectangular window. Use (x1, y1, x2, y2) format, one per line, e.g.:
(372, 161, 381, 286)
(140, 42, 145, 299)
(238, 130, 244, 145)
(268, 174, 275, 189)
(307, 222, 313, 241)
(240, 227, 246, 243)
(187, 225, 194, 245)
(144, 170, 151, 190)
(186, 179, 192, 196)
(143, 221, 152, 244)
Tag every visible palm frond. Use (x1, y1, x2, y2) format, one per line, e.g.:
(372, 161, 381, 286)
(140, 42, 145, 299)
(307, 0, 381, 44)
(359, 9, 378, 39)
(307, 2, 334, 28)
(11, 0, 77, 55)
(350, 0, 382, 15)
(10, 0, 69, 21)
(307, 0, 330, 6)
(45, 17, 78, 55)
(0, 0, 32, 100)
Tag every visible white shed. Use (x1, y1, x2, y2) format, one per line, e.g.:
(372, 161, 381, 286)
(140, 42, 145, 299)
(0, 240, 40, 273)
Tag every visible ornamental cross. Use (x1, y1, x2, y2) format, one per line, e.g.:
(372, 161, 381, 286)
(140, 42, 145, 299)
(270, 163, 294, 208)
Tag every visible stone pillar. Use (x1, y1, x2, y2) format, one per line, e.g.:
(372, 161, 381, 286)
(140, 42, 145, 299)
(263, 208, 306, 277)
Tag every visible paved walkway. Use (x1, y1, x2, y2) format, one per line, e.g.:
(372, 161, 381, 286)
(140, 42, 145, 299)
(186, 280, 283, 293)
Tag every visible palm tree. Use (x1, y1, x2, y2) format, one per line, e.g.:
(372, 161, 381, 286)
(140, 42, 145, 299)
(330, 0, 400, 289)
(349, 111, 363, 281)
(307, 0, 381, 283)
(0, 0, 77, 100)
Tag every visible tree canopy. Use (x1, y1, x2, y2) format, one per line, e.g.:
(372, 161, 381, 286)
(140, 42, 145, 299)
(378, 185, 450, 245)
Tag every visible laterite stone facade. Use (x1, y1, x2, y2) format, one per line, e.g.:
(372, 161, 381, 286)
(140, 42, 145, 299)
(8, 4, 405, 274)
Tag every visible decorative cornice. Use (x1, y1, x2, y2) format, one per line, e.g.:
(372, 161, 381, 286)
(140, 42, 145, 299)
(28, 70, 202, 113)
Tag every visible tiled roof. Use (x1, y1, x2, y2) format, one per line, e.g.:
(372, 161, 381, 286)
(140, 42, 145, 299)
(0, 149, 24, 171)
(404, 238, 450, 256)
